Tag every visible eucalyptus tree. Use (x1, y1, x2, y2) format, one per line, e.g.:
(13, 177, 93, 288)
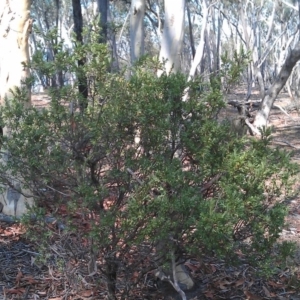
(0, 0, 32, 97)
(158, 0, 186, 75)
(32, 0, 66, 87)
(253, 41, 300, 130)
(0, 0, 34, 216)
(156, 0, 197, 295)
(130, 0, 145, 63)
(187, 0, 209, 80)
(94, 0, 119, 70)
(97, 0, 109, 43)
(30, 0, 74, 89)
(253, 1, 300, 130)
(72, 0, 88, 111)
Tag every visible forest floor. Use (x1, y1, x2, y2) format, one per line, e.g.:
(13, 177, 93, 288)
(2, 89, 300, 299)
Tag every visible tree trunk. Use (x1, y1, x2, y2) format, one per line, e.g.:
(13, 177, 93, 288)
(298, 0, 300, 40)
(43, 7, 60, 88)
(106, 259, 118, 300)
(130, 0, 145, 64)
(54, 0, 64, 87)
(158, 0, 185, 75)
(187, 0, 208, 80)
(215, 9, 222, 73)
(187, 3, 195, 59)
(97, 0, 108, 44)
(254, 42, 300, 129)
(253, 22, 265, 99)
(109, 24, 120, 72)
(72, 0, 88, 112)
(156, 0, 194, 291)
(0, 0, 34, 216)
(182, 0, 209, 102)
(0, 0, 32, 101)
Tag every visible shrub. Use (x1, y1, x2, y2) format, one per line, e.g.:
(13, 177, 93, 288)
(0, 29, 297, 298)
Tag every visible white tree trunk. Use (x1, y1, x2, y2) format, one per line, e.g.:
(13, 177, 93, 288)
(0, 0, 32, 100)
(0, 0, 34, 216)
(187, 0, 208, 80)
(130, 0, 145, 63)
(182, 0, 209, 102)
(254, 42, 300, 129)
(156, 0, 194, 291)
(158, 0, 185, 75)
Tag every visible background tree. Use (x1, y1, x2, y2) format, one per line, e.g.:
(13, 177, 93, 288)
(72, 0, 88, 112)
(97, 0, 109, 43)
(1, 40, 296, 298)
(2, 0, 299, 216)
(130, 0, 145, 63)
(31, 0, 73, 89)
(253, 41, 300, 130)
(0, 0, 34, 216)
(158, 0, 185, 74)
(0, 2, 300, 299)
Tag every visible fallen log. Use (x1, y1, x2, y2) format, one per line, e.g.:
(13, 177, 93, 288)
(0, 213, 66, 230)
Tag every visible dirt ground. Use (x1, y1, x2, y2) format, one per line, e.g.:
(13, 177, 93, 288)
(2, 89, 300, 299)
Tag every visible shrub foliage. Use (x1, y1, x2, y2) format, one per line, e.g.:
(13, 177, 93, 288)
(0, 29, 297, 297)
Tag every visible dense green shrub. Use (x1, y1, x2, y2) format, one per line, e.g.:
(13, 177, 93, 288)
(0, 28, 297, 298)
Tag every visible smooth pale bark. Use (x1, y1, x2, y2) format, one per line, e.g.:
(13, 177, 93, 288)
(0, 0, 32, 100)
(0, 0, 34, 216)
(182, 0, 208, 102)
(254, 42, 300, 129)
(216, 9, 222, 72)
(281, 0, 298, 11)
(156, 0, 194, 291)
(187, 0, 208, 80)
(298, 0, 300, 42)
(187, 4, 195, 59)
(238, 2, 267, 99)
(130, 0, 145, 64)
(265, 1, 276, 42)
(158, 0, 185, 75)
(211, 7, 222, 73)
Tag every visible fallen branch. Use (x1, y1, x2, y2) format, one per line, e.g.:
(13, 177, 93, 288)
(126, 168, 143, 185)
(200, 173, 223, 195)
(170, 252, 187, 300)
(273, 139, 299, 149)
(273, 104, 295, 120)
(245, 118, 260, 136)
(228, 99, 262, 106)
(0, 213, 66, 229)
